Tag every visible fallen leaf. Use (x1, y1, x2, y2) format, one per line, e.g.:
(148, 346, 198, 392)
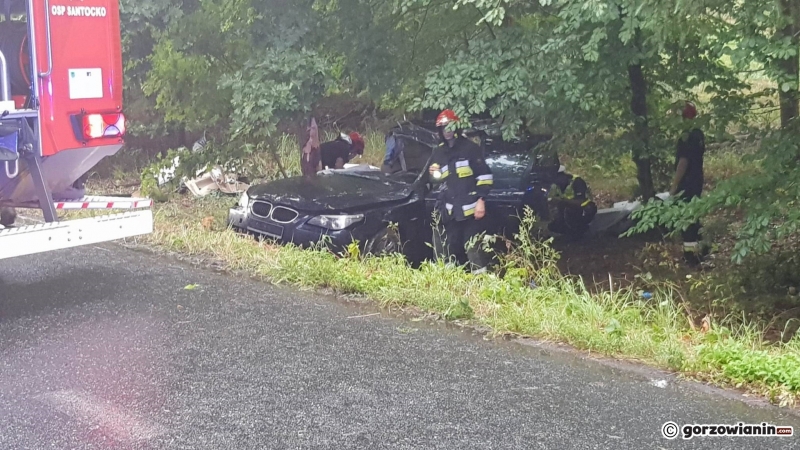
(184, 284, 199, 290)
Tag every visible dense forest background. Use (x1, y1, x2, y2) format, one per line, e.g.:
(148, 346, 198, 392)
(116, 0, 800, 304)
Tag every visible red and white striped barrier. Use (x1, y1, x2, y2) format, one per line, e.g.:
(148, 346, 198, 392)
(53, 196, 154, 210)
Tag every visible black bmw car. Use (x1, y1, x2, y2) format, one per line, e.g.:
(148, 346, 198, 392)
(228, 121, 561, 266)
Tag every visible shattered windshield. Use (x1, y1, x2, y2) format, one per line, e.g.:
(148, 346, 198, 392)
(485, 152, 531, 189)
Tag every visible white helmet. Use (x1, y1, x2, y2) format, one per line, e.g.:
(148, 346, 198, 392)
(340, 132, 352, 145)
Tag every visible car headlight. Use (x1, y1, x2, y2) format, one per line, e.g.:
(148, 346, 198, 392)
(308, 214, 365, 230)
(238, 191, 249, 208)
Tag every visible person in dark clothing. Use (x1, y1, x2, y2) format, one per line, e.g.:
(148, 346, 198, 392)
(320, 132, 365, 170)
(547, 166, 597, 238)
(669, 101, 707, 265)
(426, 109, 495, 273)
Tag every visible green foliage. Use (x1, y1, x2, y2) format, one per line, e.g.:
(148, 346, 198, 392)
(687, 333, 800, 404)
(143, 39, 230, 129)
(408, 0, 798, 253)
(410, 0, 749, 198)
(141, 0, 255, 132)
(627, 127, 800, 264)
(121, 0, 800, 275)
(221, 49, 331, 140)
(411, 27, 550, 140)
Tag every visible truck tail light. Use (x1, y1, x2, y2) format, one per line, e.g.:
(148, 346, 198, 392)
(71, 112, 126, 142)
(83, 113, 125, 139)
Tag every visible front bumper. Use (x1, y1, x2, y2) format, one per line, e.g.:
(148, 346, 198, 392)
(228, 205, 368, 252)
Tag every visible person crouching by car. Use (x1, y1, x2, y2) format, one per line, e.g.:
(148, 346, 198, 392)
(547, 166, 597, 239)
(320, 132, 365, 170)
(427, 109, 495, 273)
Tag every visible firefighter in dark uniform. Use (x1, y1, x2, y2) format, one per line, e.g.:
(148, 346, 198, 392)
(427, 109, 494, 272)
(320, 132, 365, 170)
(670, 101, 707, 266)
(547, 165, 597, 238)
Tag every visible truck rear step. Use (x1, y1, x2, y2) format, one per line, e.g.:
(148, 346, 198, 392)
(4, 195, 154, 210)
(0, 209, 153, 259)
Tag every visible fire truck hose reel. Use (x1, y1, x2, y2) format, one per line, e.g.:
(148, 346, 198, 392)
(0, 20, 30, 96)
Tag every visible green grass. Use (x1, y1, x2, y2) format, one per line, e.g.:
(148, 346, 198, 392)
(120, 195, 800, 408)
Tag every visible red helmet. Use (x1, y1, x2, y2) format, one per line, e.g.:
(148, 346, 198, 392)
(349, 132, 365, 155)
(682, 101, 697, 119)
(436, 109, 460, 127)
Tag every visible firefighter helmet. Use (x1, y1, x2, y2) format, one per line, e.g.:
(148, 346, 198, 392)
(349, 132, 365, 155)
(436, 109, 460, 127)
(682, 101, 697, 119)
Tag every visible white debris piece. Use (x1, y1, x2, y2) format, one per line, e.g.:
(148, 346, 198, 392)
(318, 163, 381, 175)
(588, 192, 671, 236)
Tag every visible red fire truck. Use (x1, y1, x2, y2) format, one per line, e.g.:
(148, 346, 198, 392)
(0, 0, 153, 260)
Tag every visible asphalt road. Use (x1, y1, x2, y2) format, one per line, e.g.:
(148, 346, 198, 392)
(1, 246, 799, 450)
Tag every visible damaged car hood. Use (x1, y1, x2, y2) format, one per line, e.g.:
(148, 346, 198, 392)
(247, 172, 417, 213)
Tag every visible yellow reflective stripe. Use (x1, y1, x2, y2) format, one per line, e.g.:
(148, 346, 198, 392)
(582, 200, 591, 207)
(457, 167, 473, 177)
(462, 202, 477, 216)
(455, 160, 473, 178)
(477, 174, 493, 186)
(441, 168, 450, 178)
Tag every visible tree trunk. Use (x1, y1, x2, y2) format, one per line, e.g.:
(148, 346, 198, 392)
(177, 123, 187, 148)
(779, 0, 800, 128)
(628, 63, 656, 200)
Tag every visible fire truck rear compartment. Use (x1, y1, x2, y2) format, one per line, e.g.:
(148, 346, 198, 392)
(0, 5, 127, 209)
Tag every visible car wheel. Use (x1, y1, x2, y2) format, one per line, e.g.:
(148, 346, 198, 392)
(0, 207, 16, 227)
(365, 226, 403, 256)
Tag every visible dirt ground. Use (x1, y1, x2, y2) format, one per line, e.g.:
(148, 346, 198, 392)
(555, 235, 647, 283)
(550, 228, 691, 293)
